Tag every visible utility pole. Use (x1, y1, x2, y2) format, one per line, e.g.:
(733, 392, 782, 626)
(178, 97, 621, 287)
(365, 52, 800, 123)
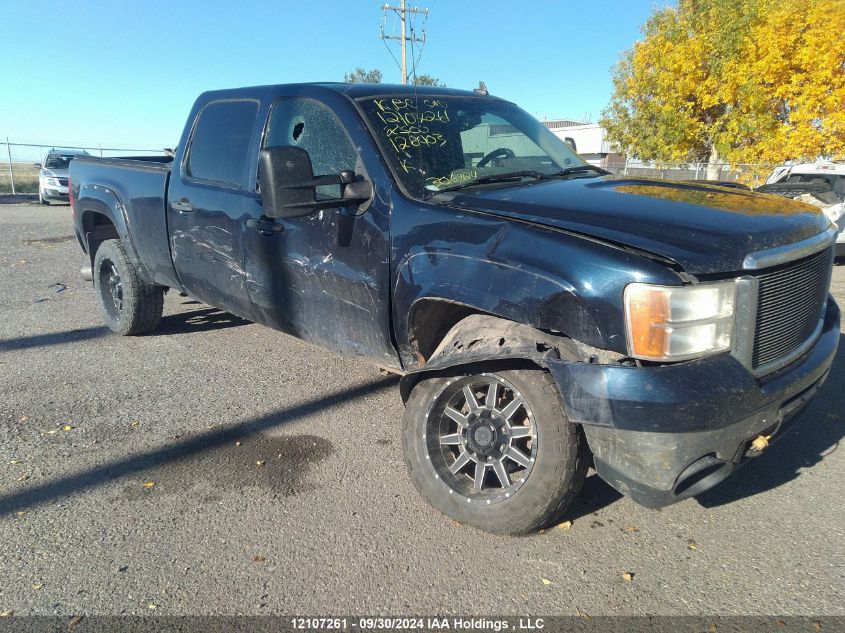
(6, 137, 15, 196)
(380, 1, 428, 84)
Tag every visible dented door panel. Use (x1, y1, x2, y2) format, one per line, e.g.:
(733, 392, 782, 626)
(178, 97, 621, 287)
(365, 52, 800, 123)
(167, 182, 258, 321)
(243, 198, 398, 365)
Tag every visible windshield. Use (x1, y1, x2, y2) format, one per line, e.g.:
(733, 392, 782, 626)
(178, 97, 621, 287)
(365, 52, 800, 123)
(44, 155, 74, 170)
(357, 95, 589, 198)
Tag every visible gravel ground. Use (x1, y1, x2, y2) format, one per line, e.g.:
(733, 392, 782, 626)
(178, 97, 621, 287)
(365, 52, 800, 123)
(1, 202, 843, 617)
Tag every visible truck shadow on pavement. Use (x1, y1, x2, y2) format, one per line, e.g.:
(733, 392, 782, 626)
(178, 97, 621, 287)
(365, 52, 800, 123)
(0, 305, 249, 352)
(0, 325, 109, 353)
(565, 473, 625, 521)
(0, 376, 398, 517)
(150, 304, 251, 335)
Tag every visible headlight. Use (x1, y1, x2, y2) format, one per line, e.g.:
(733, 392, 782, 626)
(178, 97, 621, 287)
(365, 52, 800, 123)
(624, 281, 736, 361)
(43, 177, 60, 186)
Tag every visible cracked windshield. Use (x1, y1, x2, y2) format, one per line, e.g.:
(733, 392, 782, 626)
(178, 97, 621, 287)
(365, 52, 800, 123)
(358, 96, 589, 198)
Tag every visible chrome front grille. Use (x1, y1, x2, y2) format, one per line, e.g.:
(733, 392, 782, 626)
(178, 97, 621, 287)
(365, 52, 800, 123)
(751, 246, 833, 370)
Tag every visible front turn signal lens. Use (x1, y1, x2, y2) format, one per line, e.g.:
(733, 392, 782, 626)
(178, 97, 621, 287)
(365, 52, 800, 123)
(624, 281, 736, 361)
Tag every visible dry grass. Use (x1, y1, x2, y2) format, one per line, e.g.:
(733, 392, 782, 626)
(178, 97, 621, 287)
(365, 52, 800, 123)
(0, 162, 41, 193)
(0, 163, 40, 193)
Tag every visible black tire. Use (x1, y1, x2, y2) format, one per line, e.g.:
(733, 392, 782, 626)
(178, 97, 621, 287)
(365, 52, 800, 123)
(403, 366, 589, 535)
(93, 239, 164, 335)
(39, 190, 48, 205)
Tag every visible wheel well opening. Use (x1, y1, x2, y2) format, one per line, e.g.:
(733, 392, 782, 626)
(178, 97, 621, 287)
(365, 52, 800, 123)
(408, 300, 488, 363)
(83, 211, 119, 264)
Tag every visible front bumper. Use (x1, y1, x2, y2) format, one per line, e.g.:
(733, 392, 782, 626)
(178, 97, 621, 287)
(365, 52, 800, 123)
(548, 297, 840, 507)
(42, 186, 69, 201)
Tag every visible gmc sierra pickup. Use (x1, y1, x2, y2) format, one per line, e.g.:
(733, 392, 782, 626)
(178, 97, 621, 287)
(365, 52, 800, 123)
(69, 83, 840, 534)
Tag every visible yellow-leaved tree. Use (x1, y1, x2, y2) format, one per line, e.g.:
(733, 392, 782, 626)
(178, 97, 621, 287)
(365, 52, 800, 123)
(600, 0, 845, 181)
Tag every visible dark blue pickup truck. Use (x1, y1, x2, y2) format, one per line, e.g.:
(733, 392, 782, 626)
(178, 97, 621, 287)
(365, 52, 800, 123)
(69, 83, 840, 534)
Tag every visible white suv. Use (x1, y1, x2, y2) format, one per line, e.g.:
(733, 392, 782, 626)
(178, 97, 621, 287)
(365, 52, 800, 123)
(36, 148, 90, 205)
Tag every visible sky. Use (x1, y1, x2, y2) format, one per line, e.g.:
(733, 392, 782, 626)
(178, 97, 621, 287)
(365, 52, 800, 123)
(0, 0, 664, 158)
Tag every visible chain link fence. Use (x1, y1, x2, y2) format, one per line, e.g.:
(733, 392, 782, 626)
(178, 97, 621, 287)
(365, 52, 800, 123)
(603, 158, 779, 188)
(1, 139, 167, 195)
(3, 138, 780, 196)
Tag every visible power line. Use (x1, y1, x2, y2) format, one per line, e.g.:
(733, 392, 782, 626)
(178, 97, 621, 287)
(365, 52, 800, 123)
(409, 9, 428, 77)
(409, 23, 422, 85)
(379, 1, 429, 84)
(379, 10, 402, 75)
(380, 15, 403, 76)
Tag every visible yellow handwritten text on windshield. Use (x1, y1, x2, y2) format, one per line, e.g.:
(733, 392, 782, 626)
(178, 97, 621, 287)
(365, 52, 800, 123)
(371, 98, 450, 154)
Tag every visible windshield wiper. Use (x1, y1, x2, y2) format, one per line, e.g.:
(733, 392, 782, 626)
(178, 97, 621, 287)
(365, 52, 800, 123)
(428, 165, 609, 197)
(428, 170, 554, 196)
(554, 164, 610, 177)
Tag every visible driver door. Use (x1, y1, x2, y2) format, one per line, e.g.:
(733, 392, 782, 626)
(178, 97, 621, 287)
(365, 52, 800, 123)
(242, 97, 398, 364)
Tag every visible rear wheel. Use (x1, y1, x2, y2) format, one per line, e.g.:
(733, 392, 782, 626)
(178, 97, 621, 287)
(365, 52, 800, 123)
(93, 239, 164, 335)
(403, 366, 588, 534)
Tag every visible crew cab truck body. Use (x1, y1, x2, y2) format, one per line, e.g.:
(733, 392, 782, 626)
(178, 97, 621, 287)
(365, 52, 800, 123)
(70, 83, 840, 534)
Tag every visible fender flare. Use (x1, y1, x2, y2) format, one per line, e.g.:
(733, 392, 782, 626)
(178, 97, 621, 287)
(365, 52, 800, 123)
(398, 314, 582, 402)
(77, 184, 150, 283)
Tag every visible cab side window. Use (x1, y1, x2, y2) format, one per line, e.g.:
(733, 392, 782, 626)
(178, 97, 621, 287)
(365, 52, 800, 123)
(187, 100, 259, 188)
(264, 98, 359, 199)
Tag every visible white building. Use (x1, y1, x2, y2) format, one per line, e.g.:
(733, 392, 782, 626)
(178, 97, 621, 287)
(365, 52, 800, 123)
(542, 120, 622, 168)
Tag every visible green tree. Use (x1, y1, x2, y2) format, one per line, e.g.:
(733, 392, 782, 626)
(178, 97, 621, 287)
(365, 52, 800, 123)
(600, 0, 845, 180)
(411, 73, 446, 87)
(343, 67, 446, 87)
(343, 67, 383, 83)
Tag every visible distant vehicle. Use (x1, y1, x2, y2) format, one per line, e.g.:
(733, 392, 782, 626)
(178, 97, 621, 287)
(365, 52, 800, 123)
(758, 162, 845, 257)
(764, 161, 845, 191)
(69, 83, 839, 534)
(35, 148, 90, 205)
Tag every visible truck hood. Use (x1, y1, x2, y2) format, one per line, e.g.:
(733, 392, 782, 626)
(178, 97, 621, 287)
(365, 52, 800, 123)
(442, 177, 831, 274)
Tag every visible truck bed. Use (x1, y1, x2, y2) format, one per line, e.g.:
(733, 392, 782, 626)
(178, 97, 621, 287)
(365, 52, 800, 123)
(71, 155, 181, 289)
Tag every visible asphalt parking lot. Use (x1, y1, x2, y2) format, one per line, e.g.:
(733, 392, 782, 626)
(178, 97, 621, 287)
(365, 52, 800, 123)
(1, 202, 844, 617)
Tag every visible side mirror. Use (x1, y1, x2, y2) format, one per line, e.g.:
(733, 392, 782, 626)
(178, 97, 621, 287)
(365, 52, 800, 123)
(34, 163, 42, 169)
(258, 147, 372, 219)
(564, 137, 577, 152)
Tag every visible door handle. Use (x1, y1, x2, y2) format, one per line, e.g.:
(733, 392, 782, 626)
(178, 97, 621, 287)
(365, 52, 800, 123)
(172, 200, 194, 213)
(247, 218, 284, 235)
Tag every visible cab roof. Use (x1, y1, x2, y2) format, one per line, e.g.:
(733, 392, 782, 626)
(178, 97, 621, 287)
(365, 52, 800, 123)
(316, 82, 494, 100)
(196, 82, 502, 104)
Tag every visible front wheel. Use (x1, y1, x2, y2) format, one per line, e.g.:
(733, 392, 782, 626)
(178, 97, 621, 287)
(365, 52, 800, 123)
(403, 367, 588, 534)
(39, 189, 48, 205)
(93, 239, 164, 335)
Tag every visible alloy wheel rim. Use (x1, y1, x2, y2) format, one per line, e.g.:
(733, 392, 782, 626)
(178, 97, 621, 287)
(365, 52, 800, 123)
(99, 260, 123, 318)
(425, 374, 537, 503)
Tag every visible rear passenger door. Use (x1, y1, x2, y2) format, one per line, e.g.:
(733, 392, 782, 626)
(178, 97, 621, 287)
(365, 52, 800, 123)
(168, 99, 260, 320)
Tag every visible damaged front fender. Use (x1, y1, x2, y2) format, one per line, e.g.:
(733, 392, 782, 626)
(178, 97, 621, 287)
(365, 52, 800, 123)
(398, 314, 588, 401)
